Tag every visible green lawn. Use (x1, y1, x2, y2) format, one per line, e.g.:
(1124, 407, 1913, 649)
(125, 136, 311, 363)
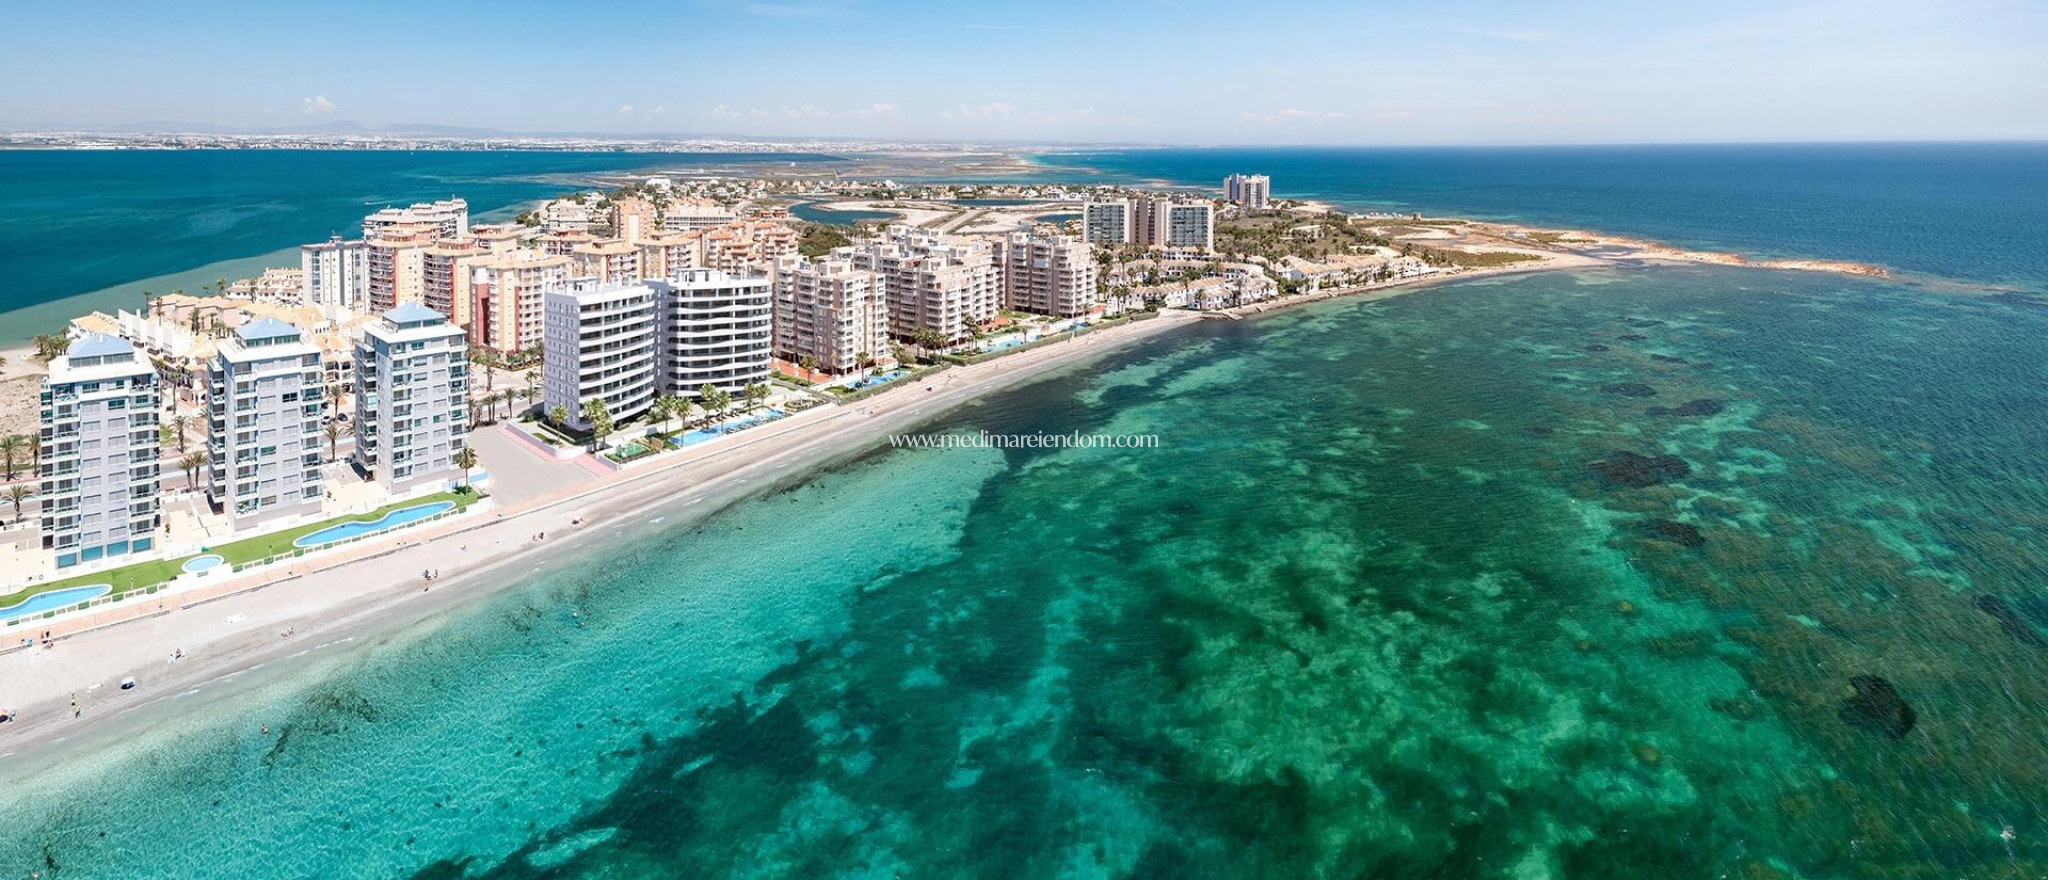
(0, 489, 481, 613)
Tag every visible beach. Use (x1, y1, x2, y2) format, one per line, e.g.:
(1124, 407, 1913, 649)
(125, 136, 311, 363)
(0, 308, 1203, 761)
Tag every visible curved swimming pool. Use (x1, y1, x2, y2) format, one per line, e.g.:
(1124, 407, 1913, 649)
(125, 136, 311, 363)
(0, 584, 112, 621)
(181, 554, 224, 573)
(292, 501, 457, 549)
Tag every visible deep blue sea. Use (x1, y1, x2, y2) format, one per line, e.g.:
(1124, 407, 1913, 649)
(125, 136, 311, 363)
(1033, 143, 2048, 291)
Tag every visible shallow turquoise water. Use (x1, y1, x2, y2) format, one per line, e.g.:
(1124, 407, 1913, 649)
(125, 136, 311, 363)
(4, 265, 2045, 878)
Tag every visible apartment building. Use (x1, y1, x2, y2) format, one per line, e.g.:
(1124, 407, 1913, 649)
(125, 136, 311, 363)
(540, 270, 773, 431)
(699, 220, 798, 273)
(841, 226, 999, 346)
(611, 196, 661, 241)
(364, 223, 437, 313)
(39, 335, 159, 569)
(1224, 174, 1272, 209)
(542, 280, 659, 430)
(363, 197, 469, 241)
(1132, 197, 1216, 251)
(206, 318, 323, 528)
(470, 223, 535, 254)
(771, 257, 887, 374)
(538, 231, 597, 257)
(466, 250, 572, 354)
(636, 229, 703, 280)
(655, 269, 773, 397)
(571, 238, 641, 283)
(353, 303, 469, 492)
(421, 239, 483, 325)
(995, 231, 1101, 318)
(1082, 200, 1132, 245)
(662, 202, 738, 231)
(300, 234, 367, 309)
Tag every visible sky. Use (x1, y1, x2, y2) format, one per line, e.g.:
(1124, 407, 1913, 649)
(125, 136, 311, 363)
(3, 0, 2044, 145)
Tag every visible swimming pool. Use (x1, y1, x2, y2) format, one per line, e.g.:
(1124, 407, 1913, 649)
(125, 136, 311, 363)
(846, 370, 909, 390)
(0, 584, 111, 621)
(181, 554, 224, 574)
(292, 500, 457, 549)
(677, 409, 786, 447)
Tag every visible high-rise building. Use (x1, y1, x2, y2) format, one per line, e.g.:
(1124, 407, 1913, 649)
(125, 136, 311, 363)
(542, 280, 657, 431)
(571, 238, 641, 283)
(661, 203, 738, 231)
(1082, 200, 1132, 245)
(364, 224, 437, 313)
(467, 250, 572, 355)
(541, 270, 773, 431)
(656, 269, 774, 398)
(300, 235, 367, 310)
(1224, 174, 1272, 209)
(772, 257, 887, 374)
(363, 198, 469, 241)
(421, 239, 483, 325)
(1132, 197, 1215, 251)
(207, 318, 323, 528)
(40, 335, 159, 569)
(995, 231, 1100, 318)
(842, 226, 999, 345)
(636, 229, 703, 280)
(353, 304, 469, 492)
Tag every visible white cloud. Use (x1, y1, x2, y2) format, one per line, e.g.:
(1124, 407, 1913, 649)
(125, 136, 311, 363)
(708, 104, 744, 119)
(617, 104, 636, 115)
(945, 102, 1018, 119)
(301, 95, 336, 116)
(1239, 108, 1352, 122)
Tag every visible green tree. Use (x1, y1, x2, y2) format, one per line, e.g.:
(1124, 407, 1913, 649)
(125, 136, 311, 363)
(653, 394, 684, 432)
(743, 382, 769, 414)
(323, 421, 351, 462)
(4, 484, 32, 523)
(581, 398, 613, 451)
(178, 452, 206, 490)
(172, 413, 190, 451)
(453, 446, 478, 490)
(32, 334, 67, 363)
(548, 404, 567, 427)
(0, 434, 22, 479)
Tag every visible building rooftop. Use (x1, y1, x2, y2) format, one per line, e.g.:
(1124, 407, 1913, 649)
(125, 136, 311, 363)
(383, 301, 446, 326)
(66, 332, 134, 360)
(234, 316, 302, 344)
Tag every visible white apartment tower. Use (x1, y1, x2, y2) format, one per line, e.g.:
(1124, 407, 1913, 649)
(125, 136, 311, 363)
(772, 258, 888, 374)
(39, 335, 159, 569)
(1082, 200, 1132, 245)
(207, 318, 323, 528)
(353, 303, 470, 492)
(995, 232, 1101, 318)
(1224, 174, 1272, 209)
(842, 226, 999, 346)
(300, 235, 368, 309)
(541, 270, 773, 431)
(542, 280, 659, 431)
(656, 269, 773, 398)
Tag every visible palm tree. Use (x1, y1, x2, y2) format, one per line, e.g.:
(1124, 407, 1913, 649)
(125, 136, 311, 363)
(580, 398, 613, 452)
(32, 334, 67, 363)
(26, 434, 38, 472)
(172, 413, 190, 451)
(327, 382, 347, 416)
(453, 446, 478, 490)
(744, 382, 769, 414)
(500, 389, 519, 421)
(178, 452, 206, 491)
(4, 484, 32, 524)
(0, 434, 21, 480)
(523, 370, 539, 405)
(548, 404, 567, 428)
(696, 384, 719, 426)
(854, 351, 874, 383)
(652, 394, 683, 432)
(323, 421, 351, 462)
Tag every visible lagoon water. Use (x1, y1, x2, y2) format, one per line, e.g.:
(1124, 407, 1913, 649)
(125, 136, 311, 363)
(2, 146, 2046, 878)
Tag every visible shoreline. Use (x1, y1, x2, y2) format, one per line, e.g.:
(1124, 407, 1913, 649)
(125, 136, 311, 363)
(0, 309, 1204, 765)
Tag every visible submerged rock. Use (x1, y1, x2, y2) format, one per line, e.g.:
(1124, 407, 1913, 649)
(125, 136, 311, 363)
(1650, 354, 1688, 364)
(1617, 333, 1650, 341)
(1584, 343, 1611, 353)
(1640, 519, 1707, 547)
(1591, 451, 1692, 487)
(1625, 317, 1667, 328)
(1600, 382, 1659, 397)
(1648, 398, 1725, 417)
(1972, 595, 2048, 648)
(1520, 425, 1556, 436)
(1837, 675, 1916, 739)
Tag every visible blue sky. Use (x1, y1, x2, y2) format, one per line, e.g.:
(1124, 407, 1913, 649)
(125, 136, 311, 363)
(5, 0, 2043, 144)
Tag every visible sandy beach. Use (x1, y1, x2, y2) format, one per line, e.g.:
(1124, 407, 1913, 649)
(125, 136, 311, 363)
(0, 309, 1204, 761)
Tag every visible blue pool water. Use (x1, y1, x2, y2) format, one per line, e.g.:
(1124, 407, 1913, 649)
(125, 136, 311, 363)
(677, 409, 786, 447)
(181, 554, 224, 574)
(292, 501, 457, 549)
(0, 584, 111, 621)
(980, 336, 1032, 352)
(846, 370, 909, 390)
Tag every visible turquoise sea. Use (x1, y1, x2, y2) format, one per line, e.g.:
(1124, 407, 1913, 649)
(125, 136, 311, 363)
(2, 146, 2046, 878)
